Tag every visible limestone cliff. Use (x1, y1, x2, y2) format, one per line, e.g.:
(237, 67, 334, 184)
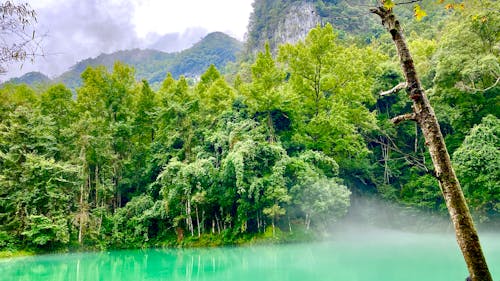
(244, 0, 381, 56)
(246, 1, 320, 55)
(271, 2, 320, 50)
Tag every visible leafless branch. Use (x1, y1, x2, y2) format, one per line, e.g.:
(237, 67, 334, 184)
(380, 82, 407, 96)
(0, 1, 43, 75)
(391, 113, 417, 125)
(395, 0, 423, 6)
(367, 134, 430, 173)
(455, 76, 500, 93)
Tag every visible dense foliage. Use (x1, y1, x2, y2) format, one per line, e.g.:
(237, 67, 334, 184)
(0, 1, 499, 253)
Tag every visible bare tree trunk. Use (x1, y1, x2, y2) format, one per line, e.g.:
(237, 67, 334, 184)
(201, 209, 205, 235)
(215, 213, 221, 234)
(195, 205, 200, 238)
(381, 139, 391, 184)
(78, 183, 84, 245)
(288, 214, 292, 233)
(186, 199, 194, 236)
(371, 5, 492, 281)
(271, 218, 275, 237)
(94, 165, 98, 208)
(257, 213, 261, 233)
(267, 112, 276, 143)
(305, 213, 311, 231)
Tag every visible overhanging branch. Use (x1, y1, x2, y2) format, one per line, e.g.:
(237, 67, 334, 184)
(395, 0, 422, 5)
(380, 82, 407, 96)
(391, 113, 416, 125)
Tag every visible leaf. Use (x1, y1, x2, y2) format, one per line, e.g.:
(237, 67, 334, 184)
(414, 4, 427, 21)
(383, 0, 395, 10)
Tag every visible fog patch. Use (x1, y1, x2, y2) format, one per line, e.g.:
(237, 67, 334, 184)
(147, 27, 208, 53)
(329, 195, 454, 241)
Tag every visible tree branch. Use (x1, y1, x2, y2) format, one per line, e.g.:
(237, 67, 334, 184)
(455, 76, 500, 93)
(395, 0, 422, 5)
(366, 134, 430, 174)
(380, 82, 407, 96)
(391, 113, 416, 125)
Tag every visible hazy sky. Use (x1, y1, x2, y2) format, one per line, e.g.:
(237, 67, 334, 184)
(4, 0, 254, 80)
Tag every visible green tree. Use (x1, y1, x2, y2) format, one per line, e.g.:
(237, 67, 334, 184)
(432, 1, 499, 151)
(39, 84, 76, 160)
(0, 106, 79, 250)
(195, 65, 235, 124)
(278, 23, 380, 174)
(247, 43, 288, 143)
(453, 115, 500, 222)
(287, 151, 350, 230)
(158, 157, 215, 237)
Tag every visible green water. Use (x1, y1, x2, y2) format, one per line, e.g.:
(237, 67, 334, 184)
(1, 230, 499, 281)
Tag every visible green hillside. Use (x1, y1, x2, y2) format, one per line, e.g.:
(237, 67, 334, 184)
(169, 32, 243, 78)
(3, 32, 243, 90)
(5, 71, 51, 86)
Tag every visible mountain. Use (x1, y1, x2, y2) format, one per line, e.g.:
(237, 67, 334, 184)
(168, 32, 243, 78)
(3, 32, 243, 89)
(4, 71, 51, 86)
(57, 31, 243, 89)
(55, 49, 177, 89)
(148, 27, 208, 53)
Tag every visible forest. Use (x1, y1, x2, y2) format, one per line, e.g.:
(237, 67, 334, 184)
(0, 0, 499, 255)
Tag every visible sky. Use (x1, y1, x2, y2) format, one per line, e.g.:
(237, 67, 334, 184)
(3, 0, 254, 80)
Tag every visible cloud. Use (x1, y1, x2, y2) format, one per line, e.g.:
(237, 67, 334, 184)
(32, 0, 141, 77)
(2, 0, 254, 80)
(148, 27, 208, 53)
(4, 0, 143, 79)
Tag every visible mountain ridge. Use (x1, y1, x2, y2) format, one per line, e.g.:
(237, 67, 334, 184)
(4, 32, 243, 89)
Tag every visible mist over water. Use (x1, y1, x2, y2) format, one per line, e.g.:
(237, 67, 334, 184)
(2, 197, 499, 281)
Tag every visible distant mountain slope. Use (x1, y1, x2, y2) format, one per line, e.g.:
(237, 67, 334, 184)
(3, 32, 243, 90)
(4, 71, 51, 86)
(169, 32, 243, 78)
(55, 49, 176, 89)
(57, 32, 242, 89)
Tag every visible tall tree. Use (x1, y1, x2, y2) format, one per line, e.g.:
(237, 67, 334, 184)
(453, 115, 500, 222)
(371, 1, 492, 280)
(279, 23, 379, 164)
(247, 43, 287, 143)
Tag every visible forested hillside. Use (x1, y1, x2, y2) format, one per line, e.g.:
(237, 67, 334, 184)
(0, 0, 498, 254)
(3, 32, 243, 90)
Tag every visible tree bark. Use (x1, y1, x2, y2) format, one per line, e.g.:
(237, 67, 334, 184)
(371, 5, 492, 281)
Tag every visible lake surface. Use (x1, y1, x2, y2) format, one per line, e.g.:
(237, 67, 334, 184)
(1, 229, 499, 281)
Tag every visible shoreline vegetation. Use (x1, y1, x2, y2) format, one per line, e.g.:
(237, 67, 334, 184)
(2, 196, 498, 260)
(0, 224, 317, 259)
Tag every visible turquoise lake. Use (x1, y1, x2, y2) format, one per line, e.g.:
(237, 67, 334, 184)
(2, 229, 499, 281)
